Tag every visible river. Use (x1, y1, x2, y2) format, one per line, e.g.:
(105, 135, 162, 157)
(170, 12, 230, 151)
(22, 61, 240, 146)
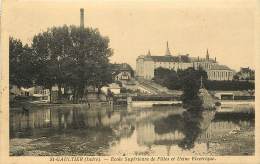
(10, 105, 254, 156)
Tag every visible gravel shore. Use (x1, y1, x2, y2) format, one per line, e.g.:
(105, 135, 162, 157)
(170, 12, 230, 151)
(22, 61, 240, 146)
(10, 126, 254, 156)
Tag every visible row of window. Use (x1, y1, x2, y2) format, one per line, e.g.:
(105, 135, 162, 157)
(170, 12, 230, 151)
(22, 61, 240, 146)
(195, 62, 213, 70)
(209, 71, 233, 80)
(34, 90, 49, 95)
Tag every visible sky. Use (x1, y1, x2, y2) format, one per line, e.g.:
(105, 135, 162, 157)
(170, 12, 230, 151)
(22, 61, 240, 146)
(3, 0, 258, 71)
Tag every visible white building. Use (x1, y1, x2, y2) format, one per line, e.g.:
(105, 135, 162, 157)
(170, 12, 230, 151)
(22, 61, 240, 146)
(207, 65, 235, 81)
(136, 42, 234, 81)
(136, 44, 192, 79)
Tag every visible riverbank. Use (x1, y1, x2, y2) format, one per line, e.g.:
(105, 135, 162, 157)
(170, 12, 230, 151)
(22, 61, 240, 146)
(10, 125, 254, 156)
(208, 126, 254, 155)
(10, 128, 116, 156)
(10, 101, 112, 111)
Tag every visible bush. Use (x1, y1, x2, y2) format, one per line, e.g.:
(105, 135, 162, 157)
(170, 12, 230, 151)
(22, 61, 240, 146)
(204, 80, 254, 91)
(153, 67, 255, 91)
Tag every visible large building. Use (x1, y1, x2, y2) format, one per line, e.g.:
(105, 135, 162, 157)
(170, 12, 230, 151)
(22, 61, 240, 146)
(207, 65, 234, 81)
(136, 42, 234, 81)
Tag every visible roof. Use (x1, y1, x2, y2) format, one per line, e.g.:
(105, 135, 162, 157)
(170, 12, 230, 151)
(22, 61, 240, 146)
(141, 55, 191, 62)
(210, 65, 232, 70)
(240, 67, 254, 73)
(191, 58, 216, 63)
(151, 56, 179, 62)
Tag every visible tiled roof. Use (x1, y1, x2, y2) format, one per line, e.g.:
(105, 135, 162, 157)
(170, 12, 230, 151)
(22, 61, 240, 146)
(151, 56, 178, 62)
(211, 65, 232, 70)
(190, 57, 216, 62)
(143, 55, 191, 62)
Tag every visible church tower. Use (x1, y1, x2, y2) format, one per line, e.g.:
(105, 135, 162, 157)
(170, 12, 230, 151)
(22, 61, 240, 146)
(206, 49, 209, 60)
(147, 49, 151, 56)
(165, 41, 171, 56)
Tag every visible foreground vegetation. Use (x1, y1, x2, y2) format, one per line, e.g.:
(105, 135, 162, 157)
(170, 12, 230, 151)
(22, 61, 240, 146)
(10, 25, 113, 103)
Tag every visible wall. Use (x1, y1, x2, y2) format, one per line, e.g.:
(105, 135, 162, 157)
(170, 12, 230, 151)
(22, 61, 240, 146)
(143, 60, 155, 79)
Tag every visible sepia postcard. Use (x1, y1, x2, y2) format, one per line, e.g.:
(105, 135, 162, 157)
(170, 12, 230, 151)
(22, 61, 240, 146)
(0, 0, 260, 163)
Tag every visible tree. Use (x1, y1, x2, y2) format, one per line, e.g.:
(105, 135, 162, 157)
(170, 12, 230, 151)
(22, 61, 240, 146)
(153, 67, 207, 91)
(9, 37, 35, 88)
(233, 74, 239, 81)
(154, 67, 175, 88)
(153, 67, 208, 106)
(66, 26, 113, 102)
(178, 68, 207, 106)
(31, 31, 55, 103)
(32, 26, 73, 99)
(31, 25, 113, 103)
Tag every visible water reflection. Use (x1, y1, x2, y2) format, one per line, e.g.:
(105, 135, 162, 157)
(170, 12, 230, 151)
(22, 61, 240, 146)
(153, 109, 215, 151)
(10, 106, 254, 156)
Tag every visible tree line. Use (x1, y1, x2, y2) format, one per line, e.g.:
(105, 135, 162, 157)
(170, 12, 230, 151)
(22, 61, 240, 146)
(153, 67, 255, 91)
(10, 25, 113, 103)
(154, 67, 208, 106)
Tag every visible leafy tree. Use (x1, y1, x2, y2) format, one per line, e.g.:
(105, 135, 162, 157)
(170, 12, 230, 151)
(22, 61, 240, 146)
(32, 26, 73, 99)
(31, 25, 113, 103)
(153, 67, 207, 91)
(67, 26, 113, 102)
(233, 74, 239, 81)
(9, 37, 34, 88)
(178, 68, 207, 106)
(153, 67, 208, 106)
(31, 31, 55, 102)
(154, 67, 178, 89)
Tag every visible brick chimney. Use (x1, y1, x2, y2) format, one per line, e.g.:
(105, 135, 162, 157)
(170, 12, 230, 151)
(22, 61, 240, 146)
(80, 8, 84, 28)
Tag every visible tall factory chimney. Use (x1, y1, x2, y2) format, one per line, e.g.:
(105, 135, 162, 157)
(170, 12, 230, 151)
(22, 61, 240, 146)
(80, 8, 84, 28)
